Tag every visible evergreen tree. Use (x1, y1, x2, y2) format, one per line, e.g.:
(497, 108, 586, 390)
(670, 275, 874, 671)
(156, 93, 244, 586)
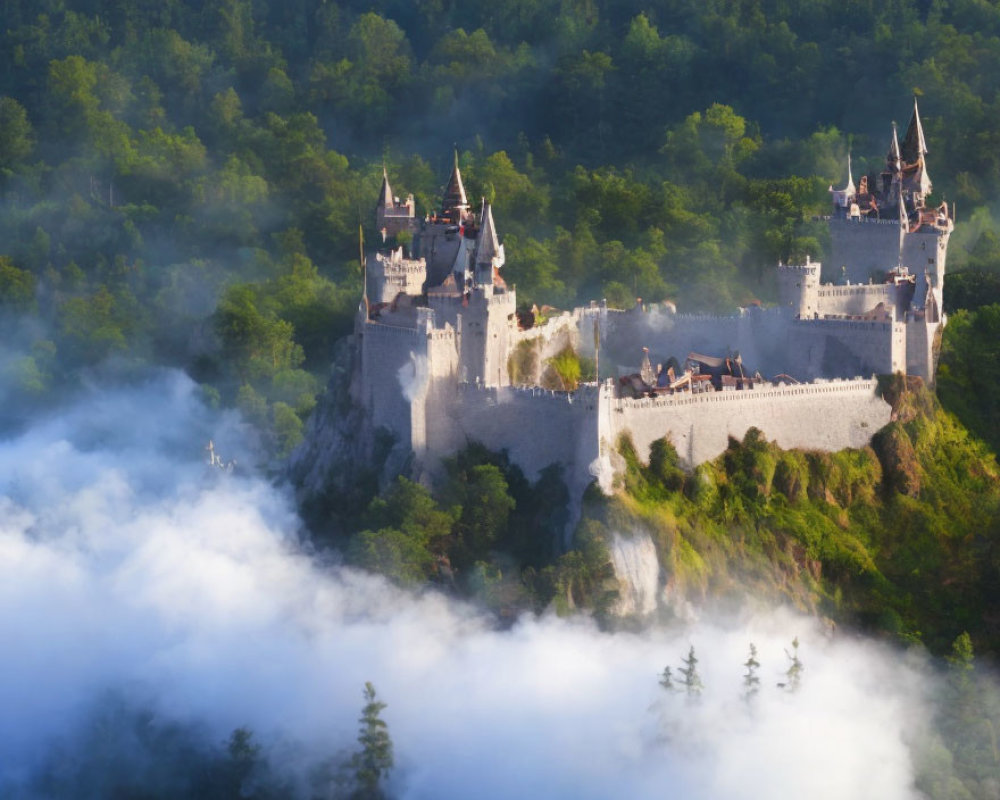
(659, 665, 675, 692)
(783, 637, 803, 692)
(679, 646, 703, 698)
(351, 682, 394, 799)
(742, 643, 761, 701)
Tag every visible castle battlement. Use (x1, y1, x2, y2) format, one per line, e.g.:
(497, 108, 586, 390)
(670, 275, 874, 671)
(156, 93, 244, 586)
(610, 376, 879, 413)
(777, 262, 820, 273)
(805, 317, 897, 330)
(457, 383, 580, 403)
(376, 256, 427, 275)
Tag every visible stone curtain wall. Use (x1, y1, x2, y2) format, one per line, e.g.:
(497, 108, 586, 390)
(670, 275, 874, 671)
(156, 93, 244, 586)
(606, 378, 891, 469)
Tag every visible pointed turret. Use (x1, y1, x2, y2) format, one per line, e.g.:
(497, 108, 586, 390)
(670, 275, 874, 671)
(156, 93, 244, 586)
(441, 149, 469, 217)
(830, 152, 856, 213)
(377, 164, 393, 209)
(476, 202, 501, 265)
(844, 152, 856, 195)
(889, 121, 902, 174)
(375, 165, 416, 240)
(901, 97, 929, 163)
(901, 99, 932, 198)
(473, 201, 505, 286)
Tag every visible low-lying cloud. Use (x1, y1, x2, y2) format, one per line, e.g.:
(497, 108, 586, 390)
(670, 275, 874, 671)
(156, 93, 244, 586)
(0, 370, 935, 798)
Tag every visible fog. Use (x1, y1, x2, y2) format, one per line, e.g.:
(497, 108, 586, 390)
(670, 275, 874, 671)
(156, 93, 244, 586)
(0, 370, 934, 798)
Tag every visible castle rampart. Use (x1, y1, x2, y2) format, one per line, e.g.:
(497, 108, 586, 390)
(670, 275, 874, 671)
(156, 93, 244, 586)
(607, 377, 890, 469)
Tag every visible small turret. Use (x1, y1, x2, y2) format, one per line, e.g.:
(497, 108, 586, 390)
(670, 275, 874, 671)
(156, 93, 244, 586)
(777, 255, 820, 318)
(377, 164, 393, 211)
(476, 203, 501, 264)
(473, 202, 505, 286)
(830, 152, 856, 216)
(441, 150, 470, 219)
(901, 98, 932, 200)
(901, 97, 929, 164)
(888, 121, 902, 170)
(375, 165, 416, 239)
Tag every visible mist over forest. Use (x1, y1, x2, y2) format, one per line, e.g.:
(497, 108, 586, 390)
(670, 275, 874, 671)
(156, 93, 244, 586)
(2, 0, 1000, 797)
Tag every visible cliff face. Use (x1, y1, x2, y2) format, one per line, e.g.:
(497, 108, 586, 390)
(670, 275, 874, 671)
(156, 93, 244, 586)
(287, 337, 410, 533)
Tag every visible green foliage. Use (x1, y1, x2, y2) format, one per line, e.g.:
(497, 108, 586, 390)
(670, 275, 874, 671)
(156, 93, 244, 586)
(544, 345, 585, 390)
(783, 638, 803, 692)
(216, 284, 304, 383)
(0, 256, 35, 310)
(937, 305, 1000, 452)
(610, 383, 1000, 656)
(0, 96, 33, 173)
(347, 476, 456, 587)
(352, 683, 393, 799)
(679, 646, 703, 698)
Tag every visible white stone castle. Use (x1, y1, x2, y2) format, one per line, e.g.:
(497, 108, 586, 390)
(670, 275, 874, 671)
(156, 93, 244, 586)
(347, 101, 951, 503)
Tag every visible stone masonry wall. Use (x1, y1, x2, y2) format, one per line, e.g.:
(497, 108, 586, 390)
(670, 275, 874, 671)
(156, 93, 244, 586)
(829, 218, 947, 306)
(607, 378, 891, 468)
(783, 318, 905, 379)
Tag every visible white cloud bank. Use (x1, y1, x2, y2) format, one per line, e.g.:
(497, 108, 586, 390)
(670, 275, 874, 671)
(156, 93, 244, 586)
(0, 370, 932, 798)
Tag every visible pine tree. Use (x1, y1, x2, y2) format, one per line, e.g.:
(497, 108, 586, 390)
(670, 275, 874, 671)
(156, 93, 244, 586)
(679, 646, 703, 698)
(782, 637, 803, 692)
(742, 643, 760, 701)
(352, 682, 394, 799)
(659, 665, 676, 692)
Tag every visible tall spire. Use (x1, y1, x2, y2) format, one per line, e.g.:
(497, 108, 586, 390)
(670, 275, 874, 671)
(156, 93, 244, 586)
(845, 152, 856, 195)
(902, 97, 929, 162)
(476, 202, 500, 264)
(897, 180, 908, 269)
(890, 121, 902, 174)
(441, 148, 469, 215)
(377, 164, 393, 209)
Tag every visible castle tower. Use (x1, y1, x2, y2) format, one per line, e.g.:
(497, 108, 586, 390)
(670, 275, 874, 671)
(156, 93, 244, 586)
(777, 256, 820, 318)
(375, 165, 416, 240)
(829, 100, 951, 308)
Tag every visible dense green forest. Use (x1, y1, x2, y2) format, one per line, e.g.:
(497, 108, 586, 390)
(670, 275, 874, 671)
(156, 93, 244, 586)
(4, 0, 1000, 454)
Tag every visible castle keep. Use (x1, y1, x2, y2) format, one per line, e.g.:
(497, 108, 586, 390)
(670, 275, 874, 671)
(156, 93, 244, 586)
(347, 102, 949, 502)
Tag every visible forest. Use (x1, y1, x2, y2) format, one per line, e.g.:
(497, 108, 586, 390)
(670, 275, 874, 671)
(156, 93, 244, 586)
(3, 1, 1000, 796)
(2, 0, 1000, 456)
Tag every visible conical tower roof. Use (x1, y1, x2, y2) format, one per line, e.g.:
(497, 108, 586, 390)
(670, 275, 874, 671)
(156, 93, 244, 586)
(841, 152, 856, 194)
(888, 121, 902, 171)
(476, 202, 500, 264)
(901, 98, 929, 163)
(442, 150, 469, 214)
(377, 165, 393, 208)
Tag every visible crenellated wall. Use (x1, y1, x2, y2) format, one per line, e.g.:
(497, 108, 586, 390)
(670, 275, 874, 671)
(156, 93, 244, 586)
(606, 377, 891, 468)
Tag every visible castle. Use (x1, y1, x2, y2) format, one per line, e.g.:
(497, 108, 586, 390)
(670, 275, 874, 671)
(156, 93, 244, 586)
(341, 101, 950, 506)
